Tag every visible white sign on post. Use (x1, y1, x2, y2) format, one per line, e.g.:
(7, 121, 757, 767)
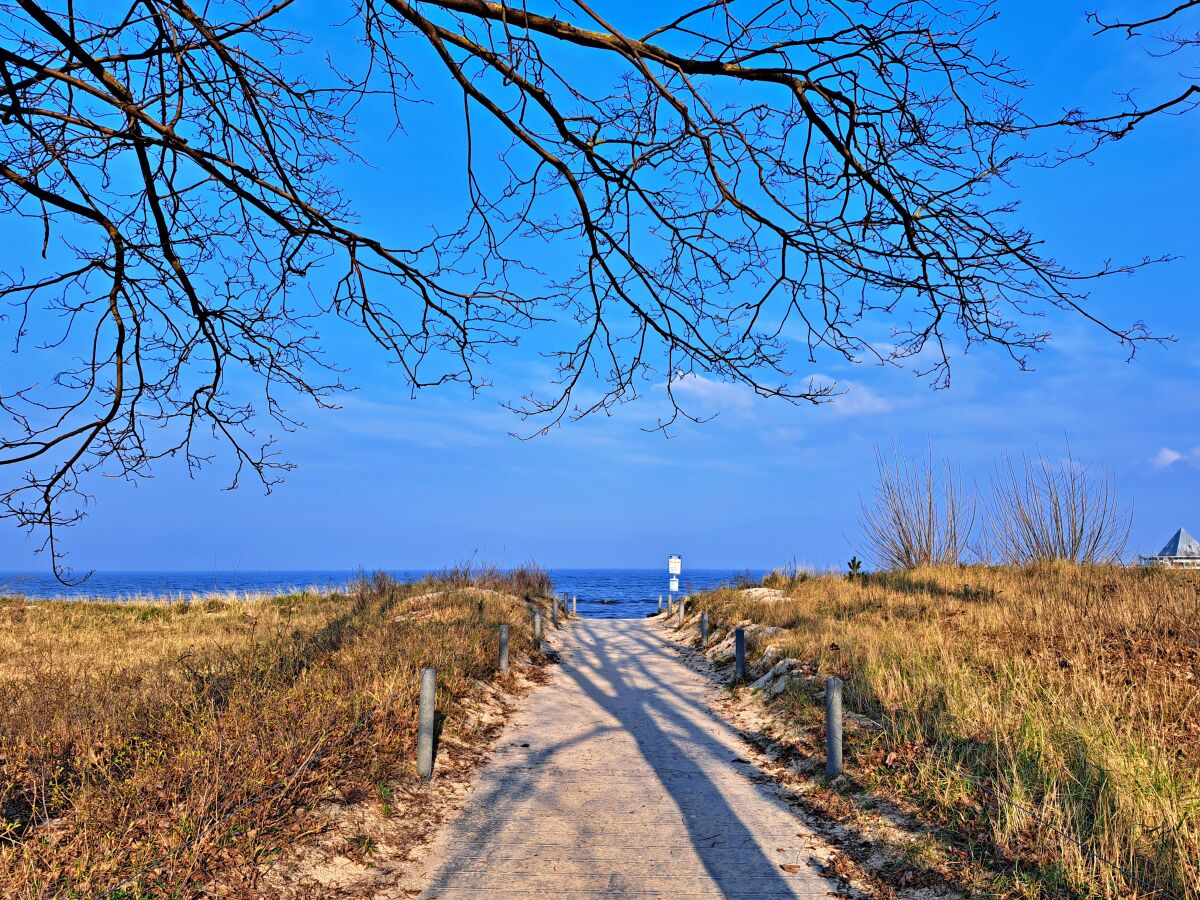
(668, 554, 682, 576)
(669, 575, 680, 593)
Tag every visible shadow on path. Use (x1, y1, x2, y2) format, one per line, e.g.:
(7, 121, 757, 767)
(419, 618, 836, 898)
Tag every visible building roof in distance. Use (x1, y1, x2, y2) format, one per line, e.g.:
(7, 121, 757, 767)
(1156, 527, 1200, 558)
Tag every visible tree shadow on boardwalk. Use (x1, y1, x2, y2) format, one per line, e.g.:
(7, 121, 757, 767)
(419, 618, 836, 898)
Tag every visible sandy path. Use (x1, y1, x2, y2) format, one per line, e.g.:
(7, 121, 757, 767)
(413, 618, 841, 898)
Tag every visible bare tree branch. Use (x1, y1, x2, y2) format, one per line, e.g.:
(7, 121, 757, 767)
(0, 0, 1168, 577)
(1055, 2, 1200, 143)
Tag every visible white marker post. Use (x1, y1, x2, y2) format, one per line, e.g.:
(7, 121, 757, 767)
(667, 554, 682, 615)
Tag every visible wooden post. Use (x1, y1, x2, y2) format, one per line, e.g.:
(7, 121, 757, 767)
(700, 611, 709, 648)
(677, 596, 686, 625)
(499, 624, 509, 674)
(417, 667, 436, 780)
(572, 595, 577, 616)
(533, 608, 542, 641)
(552, 596, 559, 628)
(658, 595, 663, 612)
(825, 677, 843, 778)
(734, 628, 745, 681)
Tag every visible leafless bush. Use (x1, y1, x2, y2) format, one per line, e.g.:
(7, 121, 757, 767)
(859, 447, 975, 570)
(987, 451, 1130, 564)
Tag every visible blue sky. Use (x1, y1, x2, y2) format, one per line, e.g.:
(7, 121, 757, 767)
(1, 1, 1197, 573)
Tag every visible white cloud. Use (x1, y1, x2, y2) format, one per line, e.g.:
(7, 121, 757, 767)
(828, 382, 894, 417)
(1151, 446, 1200, 470)
(807, 374, 895, 418)
(1152, 447, 1184, 469)
(667, 371, 895, 420)
(324, 395, 504, 449)
(668, 373, 755, 412)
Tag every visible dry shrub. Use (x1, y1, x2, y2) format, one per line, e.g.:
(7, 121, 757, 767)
(690, 564, 1200, 898)
(0, 571, 544, 897)
(859, 446, 975, 569)
(432, 560, 553, 599)
(501, 563, 555, 599)
(988, 450, 1130, 564)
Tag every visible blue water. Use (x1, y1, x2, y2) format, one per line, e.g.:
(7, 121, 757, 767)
(552, 570, 762, 618)
(0, 568, 762, 619)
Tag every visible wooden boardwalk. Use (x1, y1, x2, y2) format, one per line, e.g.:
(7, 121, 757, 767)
(417, 618, 840, 898)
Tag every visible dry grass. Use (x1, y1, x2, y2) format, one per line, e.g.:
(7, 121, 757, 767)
(0, 568, 553, 898)
(691, 563, 1200, 898)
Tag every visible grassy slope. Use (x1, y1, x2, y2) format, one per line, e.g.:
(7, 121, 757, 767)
(0, 570, 552, 898)
(688, 563, 1199, 899)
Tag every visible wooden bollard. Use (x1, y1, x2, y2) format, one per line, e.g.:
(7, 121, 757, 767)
(533, 608, 543, 641)
(734, 628, 745, 681)
(571, 595, 577, 616)
(826, 677, 843, 778)
(499, 624, 509, 673)
(417, 667, 436, 780)
(700, 611, 709, 647)
(552, 597, 559, 628)
(677, 596, 686, 625)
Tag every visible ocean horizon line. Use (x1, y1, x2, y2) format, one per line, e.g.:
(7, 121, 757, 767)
(0, 565, 773, 576)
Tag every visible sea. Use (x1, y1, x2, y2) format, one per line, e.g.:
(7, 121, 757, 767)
(0, 568, 764, 619)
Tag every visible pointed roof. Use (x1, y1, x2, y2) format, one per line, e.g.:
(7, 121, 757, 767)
(1157, 528, 1200, 558)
